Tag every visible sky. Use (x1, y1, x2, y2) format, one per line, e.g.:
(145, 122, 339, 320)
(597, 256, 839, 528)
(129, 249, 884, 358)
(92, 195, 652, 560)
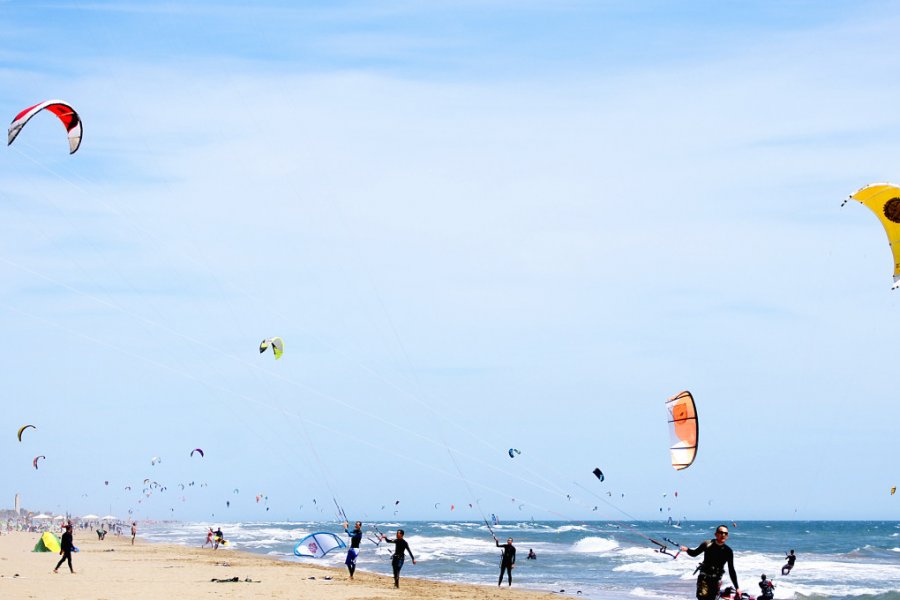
(1, 0, 899, 523)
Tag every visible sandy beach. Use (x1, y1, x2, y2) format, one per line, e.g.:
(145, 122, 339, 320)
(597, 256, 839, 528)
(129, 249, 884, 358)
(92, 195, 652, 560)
(0, 530, 560, 600)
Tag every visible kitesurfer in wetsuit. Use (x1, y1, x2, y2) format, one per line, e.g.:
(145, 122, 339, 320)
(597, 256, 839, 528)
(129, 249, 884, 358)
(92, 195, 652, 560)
(527, 548, 537, 560)
(759, 574, 775, 600)
(381, 529, 415, 588)
(495, 536, 516, 586)
(343, 521, 363, 579)
(782, 550, 796, 575)
(680, 525, 739, 600)
(54, 525, 75, 574)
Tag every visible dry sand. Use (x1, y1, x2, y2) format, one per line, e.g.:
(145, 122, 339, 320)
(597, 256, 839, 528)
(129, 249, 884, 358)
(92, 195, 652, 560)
(0, 529, 561, 600)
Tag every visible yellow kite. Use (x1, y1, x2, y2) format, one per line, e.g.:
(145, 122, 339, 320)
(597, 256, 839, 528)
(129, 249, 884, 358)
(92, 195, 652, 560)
(845, 183, 900, 289)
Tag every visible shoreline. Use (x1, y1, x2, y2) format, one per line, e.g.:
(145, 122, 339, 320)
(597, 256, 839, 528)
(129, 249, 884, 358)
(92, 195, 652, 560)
(0, 529, 562, 599)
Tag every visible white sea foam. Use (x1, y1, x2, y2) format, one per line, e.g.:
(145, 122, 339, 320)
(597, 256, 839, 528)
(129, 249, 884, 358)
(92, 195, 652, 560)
(614, 559, 689, 579)
(630, 586, 682, 600)
(557, 525, 590, 533)
(572, 536, 619, 554)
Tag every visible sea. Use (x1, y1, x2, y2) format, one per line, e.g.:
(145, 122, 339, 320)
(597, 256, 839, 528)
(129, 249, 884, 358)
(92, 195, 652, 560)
(139, 520, 900, 600)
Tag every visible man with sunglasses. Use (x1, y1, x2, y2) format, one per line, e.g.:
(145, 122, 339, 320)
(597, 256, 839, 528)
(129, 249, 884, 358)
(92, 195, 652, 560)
(680, 526, 740, 600)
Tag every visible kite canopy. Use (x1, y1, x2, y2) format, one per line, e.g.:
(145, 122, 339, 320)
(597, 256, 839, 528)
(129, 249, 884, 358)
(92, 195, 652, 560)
(293, 532, 347, 558)
(151, 456, 161, 466)
(32, 455, 45, 470)
(17, 424, 35, 441)
(593, 467, 605, 482)
(191, 448, 204, 458)
(508, 448, 521, 458)
(8, 100, 82, 154)
(846, 183, 900, 288)
(33, 531, 61, 553)
(259, 337, 284, 359)
(892, 486, 896, 496)
(666, 391, 698, 471)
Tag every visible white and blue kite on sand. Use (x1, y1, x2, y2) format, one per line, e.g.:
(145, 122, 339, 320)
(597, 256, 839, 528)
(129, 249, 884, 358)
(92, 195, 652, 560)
(293, 532, 347, 558)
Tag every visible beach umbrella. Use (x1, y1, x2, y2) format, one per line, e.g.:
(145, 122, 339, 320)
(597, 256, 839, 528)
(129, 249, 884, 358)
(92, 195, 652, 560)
(33, 513, 51, 519)
(100, 515, 117, 521)
(81, 514, 100, 520)
(52, 515, 66, 521)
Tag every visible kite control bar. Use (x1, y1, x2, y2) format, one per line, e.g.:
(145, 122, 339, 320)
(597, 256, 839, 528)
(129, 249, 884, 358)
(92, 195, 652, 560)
(649, 537, 681, 559)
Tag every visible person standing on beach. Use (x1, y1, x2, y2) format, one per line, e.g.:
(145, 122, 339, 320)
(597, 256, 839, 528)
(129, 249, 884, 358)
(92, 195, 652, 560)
(680, 525, 740, 600)
(203, 528, 214, 548)
(214, 526, 224, 550)
(494, 536, 516, 586)
(782, 550, 796, 575)
(343, 521, 363, 579)
(53, 524, 75, 574)
(381, 529, 415, 588)
(131, 522, 136, 545)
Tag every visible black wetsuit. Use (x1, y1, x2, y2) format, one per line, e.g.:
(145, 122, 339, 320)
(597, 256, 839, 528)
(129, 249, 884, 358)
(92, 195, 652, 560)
(345, 527, 362, 578)
(759, 579, 774, 600)
(497, 541, 516, 586)
(385, 537, 414, 588)
(686, 540, 738, 600)
(782, 553, 795, 575)
(55, 530, 74, 573)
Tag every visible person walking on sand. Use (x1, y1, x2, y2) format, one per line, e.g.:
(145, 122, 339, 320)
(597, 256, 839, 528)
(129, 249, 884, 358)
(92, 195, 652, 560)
(53, 525, 75, 574)
(130, 522, 136, 545)
(203, 527, 214, 548)
(494, 536, 516, 586)
(680, 525, 740, 600)
(343, 521, 363, 579)
(213, 526, 224, 549)
(782, 550, 796, 575)
(381, 529, 415, 588)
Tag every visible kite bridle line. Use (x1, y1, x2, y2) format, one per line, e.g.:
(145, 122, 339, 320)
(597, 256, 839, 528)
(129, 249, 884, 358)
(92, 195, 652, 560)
(0, 18, 697, 532)
(3, 292, 586, 533)
(7, 145, 671, 530)
(572, 481, 684, 558)
(5, 144, 606, 525)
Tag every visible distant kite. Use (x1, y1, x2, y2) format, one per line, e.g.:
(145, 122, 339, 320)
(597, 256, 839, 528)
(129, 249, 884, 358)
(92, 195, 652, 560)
(32, 455, 45, 469)
(593, 468, 605, 482)
(8, 100, 82, 154)
(259, 337, 284, 359)
(508, 448, 521, 458)
(666, 391, 698, 470)
(190, 448, 204, 458)
(17, 424, 35, 442)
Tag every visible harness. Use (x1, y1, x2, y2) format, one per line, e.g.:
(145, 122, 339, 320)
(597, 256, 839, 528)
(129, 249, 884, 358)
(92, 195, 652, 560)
(693, 562, 725, 579)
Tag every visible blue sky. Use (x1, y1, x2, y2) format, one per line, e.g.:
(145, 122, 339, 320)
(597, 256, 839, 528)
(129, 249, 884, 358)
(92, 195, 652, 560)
(1, 1, 899, 523)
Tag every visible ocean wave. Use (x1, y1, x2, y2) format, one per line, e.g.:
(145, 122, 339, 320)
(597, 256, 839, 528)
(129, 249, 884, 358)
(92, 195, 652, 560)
(613, 559, 689, 578)
(790, 587, 900, 599)
(631, 586, 683, 600)
(572, 536, 619, 554)
(557, 525, 591, 533)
